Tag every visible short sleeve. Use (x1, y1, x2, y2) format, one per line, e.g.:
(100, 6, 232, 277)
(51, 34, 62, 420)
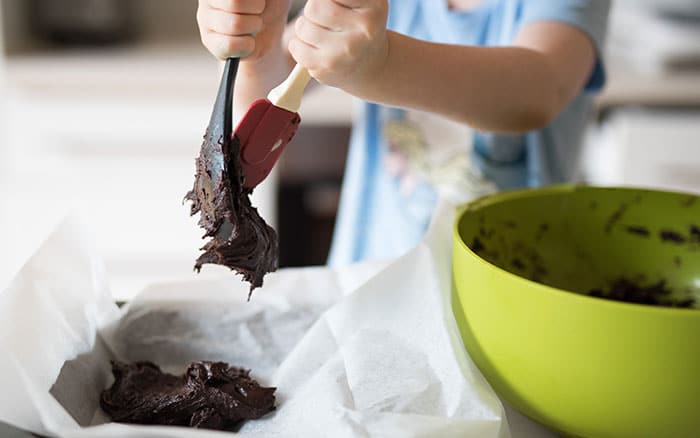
(521, 0, 611, 92)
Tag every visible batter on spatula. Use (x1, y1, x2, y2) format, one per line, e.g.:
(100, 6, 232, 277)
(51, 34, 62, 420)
(185, 58, 278, 296)
(185, 127, 278, 294)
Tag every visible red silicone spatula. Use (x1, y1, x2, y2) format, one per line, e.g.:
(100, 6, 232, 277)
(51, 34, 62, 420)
(235, 64, 312, 189)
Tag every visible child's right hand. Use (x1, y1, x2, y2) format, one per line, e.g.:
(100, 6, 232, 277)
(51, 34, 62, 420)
(197, 0, 290, 61)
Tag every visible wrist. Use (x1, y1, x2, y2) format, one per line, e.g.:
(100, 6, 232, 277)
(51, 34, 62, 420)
(345, 30, 393, 101)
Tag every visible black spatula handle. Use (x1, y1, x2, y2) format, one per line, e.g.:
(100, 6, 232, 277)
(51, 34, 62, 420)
(208, 57, 240, 144)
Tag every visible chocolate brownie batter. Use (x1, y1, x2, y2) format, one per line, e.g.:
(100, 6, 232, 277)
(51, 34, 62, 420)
(185, 126, 278, 295)
(101, 361, 276, 430)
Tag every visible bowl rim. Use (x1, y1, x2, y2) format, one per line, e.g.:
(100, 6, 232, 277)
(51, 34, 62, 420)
(453, 184, 700, 316)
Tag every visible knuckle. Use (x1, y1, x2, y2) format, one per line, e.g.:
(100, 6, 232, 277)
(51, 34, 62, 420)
(343, 41, 358, 59)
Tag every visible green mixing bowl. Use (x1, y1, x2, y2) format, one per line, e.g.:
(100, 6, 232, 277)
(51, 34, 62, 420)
(452, 185, 700, 438)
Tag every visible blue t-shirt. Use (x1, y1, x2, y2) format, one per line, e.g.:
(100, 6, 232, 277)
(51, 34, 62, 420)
(329, 0, 610, 266)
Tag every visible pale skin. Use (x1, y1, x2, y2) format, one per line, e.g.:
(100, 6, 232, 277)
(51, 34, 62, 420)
(196, 0, 596, 133)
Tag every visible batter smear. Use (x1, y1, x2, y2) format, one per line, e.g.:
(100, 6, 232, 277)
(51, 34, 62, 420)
(101, 361, 276, 430)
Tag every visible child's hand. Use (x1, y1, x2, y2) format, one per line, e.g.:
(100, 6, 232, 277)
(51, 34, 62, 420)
(197, 0, 291, 61)
(289, 0, 389, 94)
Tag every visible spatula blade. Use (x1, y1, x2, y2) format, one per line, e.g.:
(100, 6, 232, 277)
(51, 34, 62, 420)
(235, 98, 301, 189)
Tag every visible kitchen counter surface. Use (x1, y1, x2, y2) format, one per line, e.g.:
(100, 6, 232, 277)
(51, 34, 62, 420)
(3, 43, 355, 125)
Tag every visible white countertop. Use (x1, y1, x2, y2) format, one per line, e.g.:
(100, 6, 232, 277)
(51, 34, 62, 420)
(3, 43, 355, 125)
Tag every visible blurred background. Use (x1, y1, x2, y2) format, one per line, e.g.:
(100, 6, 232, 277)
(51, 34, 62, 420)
(0, 0, 699, 300)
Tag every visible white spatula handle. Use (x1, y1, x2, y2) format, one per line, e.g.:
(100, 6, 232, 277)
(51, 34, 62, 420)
(267, 64, 312, 113)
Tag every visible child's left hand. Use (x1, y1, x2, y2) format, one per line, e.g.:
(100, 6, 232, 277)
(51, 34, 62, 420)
(288, 0, 389, 96)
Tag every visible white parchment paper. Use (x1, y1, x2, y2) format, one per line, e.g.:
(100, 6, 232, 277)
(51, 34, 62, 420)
(0, 204, 509, 438)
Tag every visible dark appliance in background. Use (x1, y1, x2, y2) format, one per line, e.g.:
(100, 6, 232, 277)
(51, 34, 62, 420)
(277, 125, 350, 267)
(30, 0, 135, 45)
(278, 180, 343, 267)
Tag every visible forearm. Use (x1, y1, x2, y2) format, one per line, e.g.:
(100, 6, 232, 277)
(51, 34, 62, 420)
(360, 31, 581, 133)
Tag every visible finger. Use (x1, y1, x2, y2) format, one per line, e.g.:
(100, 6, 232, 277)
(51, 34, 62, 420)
(303, 0, 353, 32)
(331, 0, 371, 9)
(288, 36, 321, 70)
(204, 31, 256, 59)
(295, 16, 337, 48)
(204, 8, 263, 36)
(207, 0, 265, 14)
